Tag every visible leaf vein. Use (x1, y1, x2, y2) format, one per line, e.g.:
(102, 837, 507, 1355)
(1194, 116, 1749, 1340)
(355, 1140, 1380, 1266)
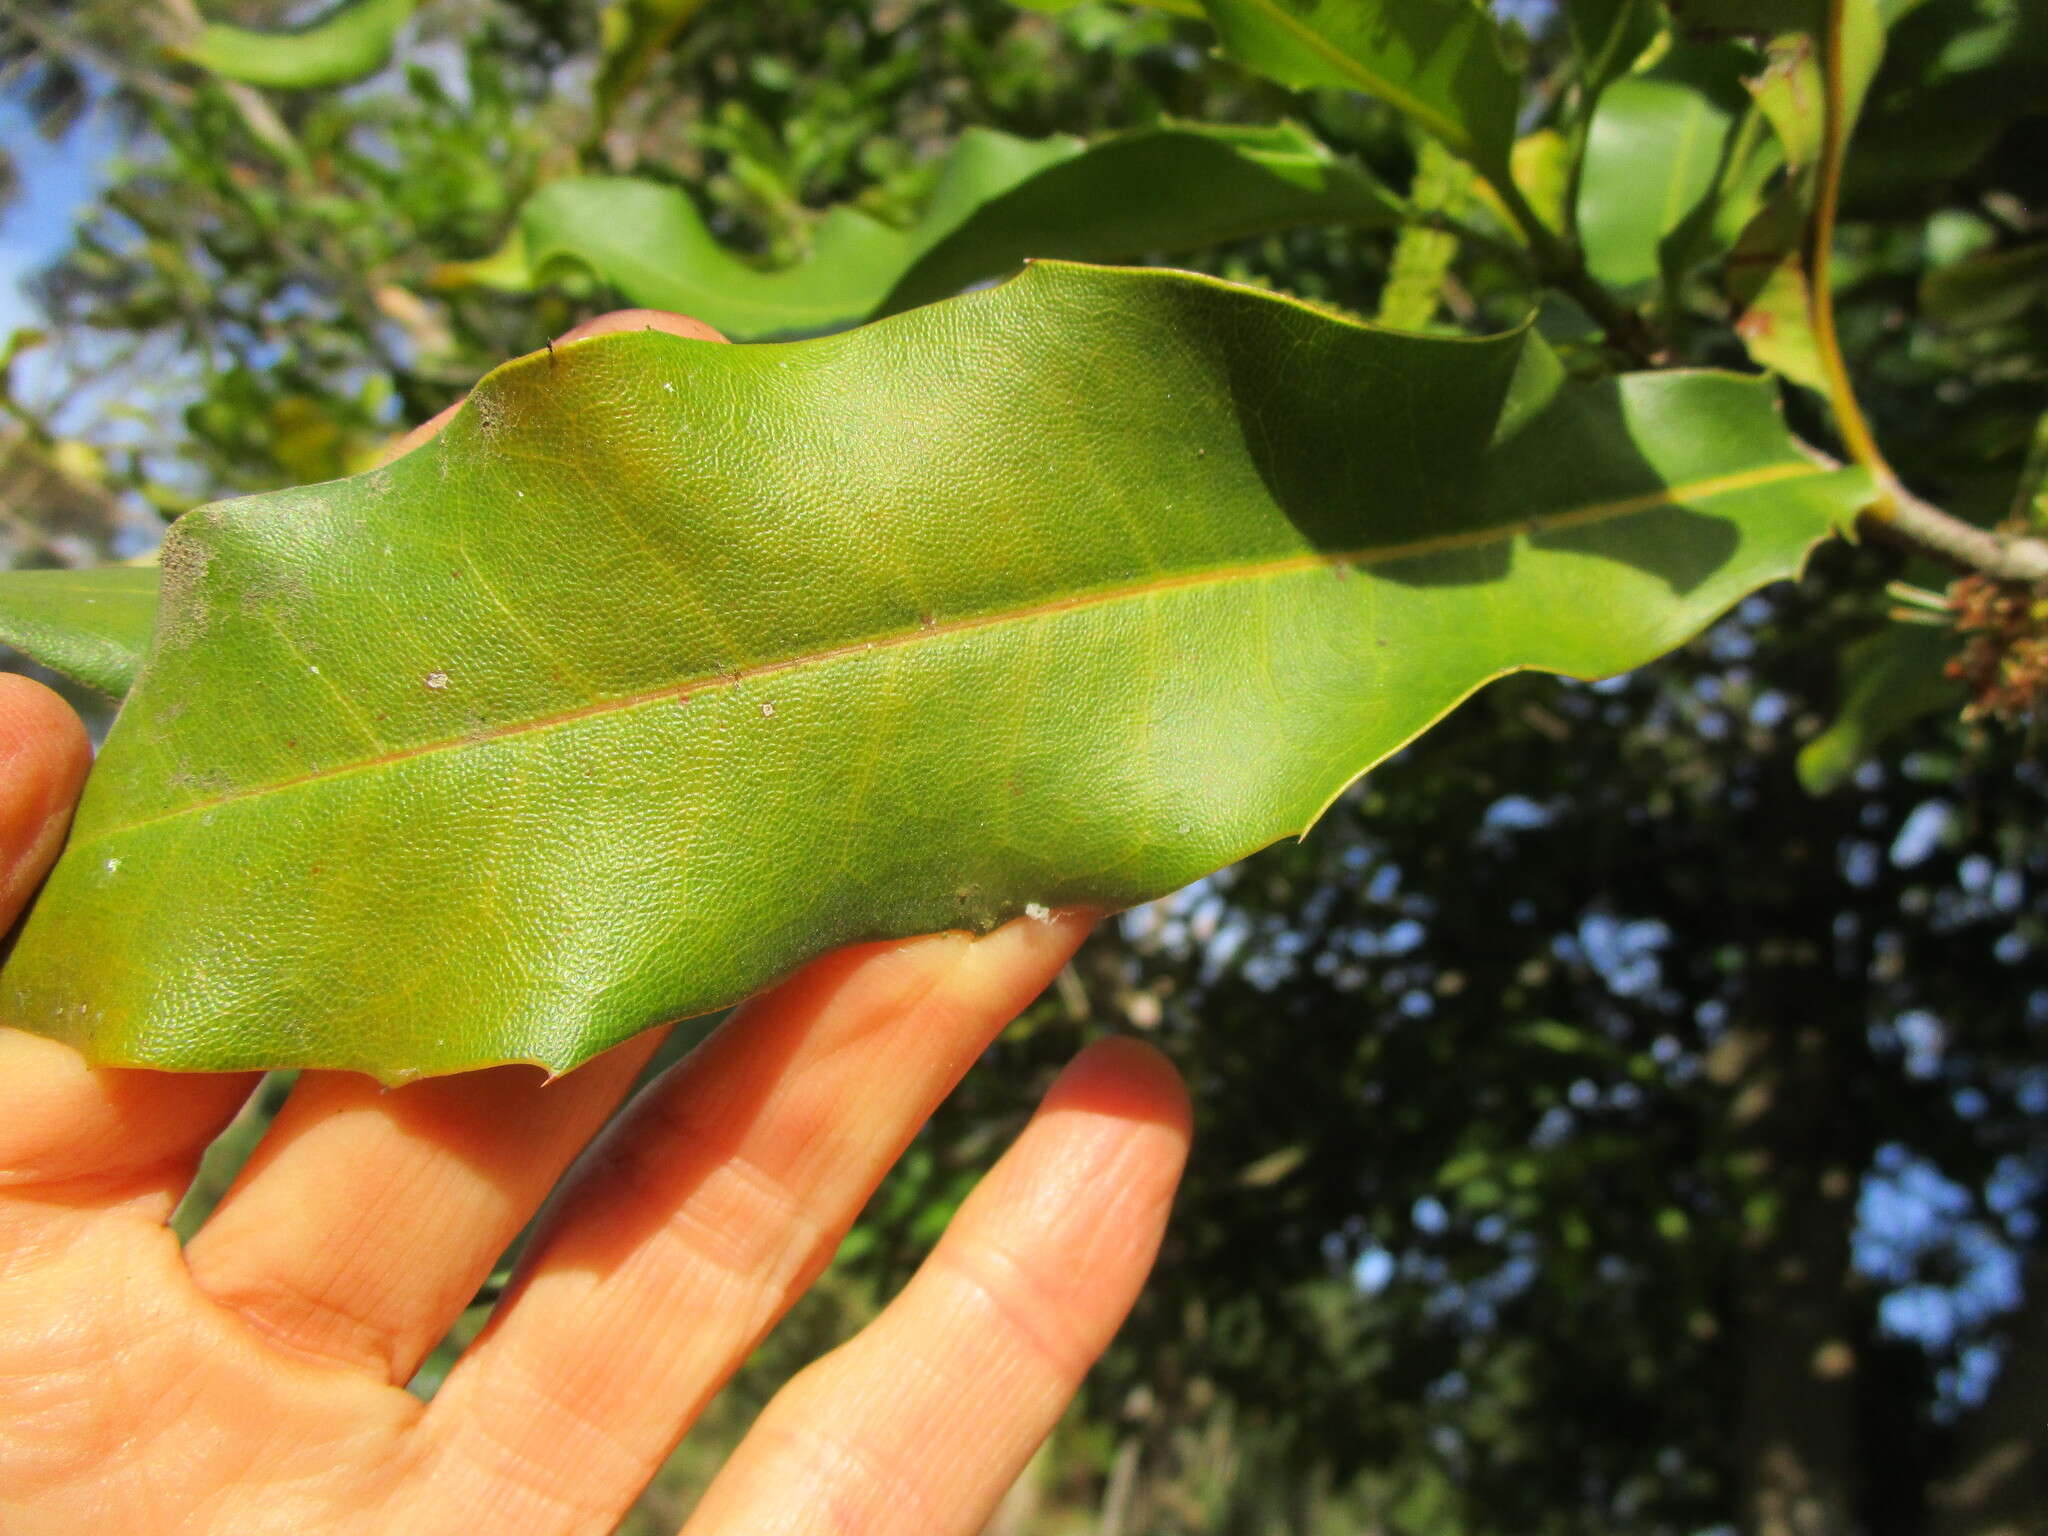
(80, 461, 1822, 846)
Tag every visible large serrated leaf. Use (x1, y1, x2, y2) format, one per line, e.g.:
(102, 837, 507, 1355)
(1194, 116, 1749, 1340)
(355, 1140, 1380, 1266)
(1, 264, 1866, 1082)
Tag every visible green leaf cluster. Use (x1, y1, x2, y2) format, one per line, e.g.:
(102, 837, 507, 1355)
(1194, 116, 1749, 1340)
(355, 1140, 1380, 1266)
(487, 122, 1400, 339)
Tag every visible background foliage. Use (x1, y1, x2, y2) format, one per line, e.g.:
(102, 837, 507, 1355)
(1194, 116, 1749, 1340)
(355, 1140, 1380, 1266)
(1, 0, 2044, 1531)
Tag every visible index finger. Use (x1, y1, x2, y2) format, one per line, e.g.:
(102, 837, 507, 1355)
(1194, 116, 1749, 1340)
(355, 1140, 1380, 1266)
(0, 675, 257, 1212)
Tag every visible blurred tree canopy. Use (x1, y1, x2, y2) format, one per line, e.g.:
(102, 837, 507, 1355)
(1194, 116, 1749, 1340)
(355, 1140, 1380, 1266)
(2, 1, 2044, 1532)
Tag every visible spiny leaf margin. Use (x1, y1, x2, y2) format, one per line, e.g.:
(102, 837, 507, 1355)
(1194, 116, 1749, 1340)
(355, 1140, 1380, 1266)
(2, 262, 1867, 1082)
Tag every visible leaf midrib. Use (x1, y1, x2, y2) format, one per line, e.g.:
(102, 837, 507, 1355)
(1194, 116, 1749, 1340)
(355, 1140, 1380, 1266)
(1216, 0, 1476, 157)
(88, 461, 1822, 846)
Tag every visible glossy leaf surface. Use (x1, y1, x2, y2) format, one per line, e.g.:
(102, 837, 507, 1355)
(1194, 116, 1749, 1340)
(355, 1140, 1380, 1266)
(1195, 0, 1519, 176)
(0, 566, 162, 698)
(491, 124, 1398, 339)
(2, 264, 1866, 1080)
(1577, 45, 1752, 295)
(177, 0, 415, 89)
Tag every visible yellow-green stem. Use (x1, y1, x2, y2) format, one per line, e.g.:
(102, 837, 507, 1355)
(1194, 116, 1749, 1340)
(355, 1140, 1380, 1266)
(1808, 0, 1894, 509)
(1488, 170, 1660, 366)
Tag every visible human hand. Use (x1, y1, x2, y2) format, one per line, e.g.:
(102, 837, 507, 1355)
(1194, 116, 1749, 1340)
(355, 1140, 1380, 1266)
(0, 313, 1192, 1534)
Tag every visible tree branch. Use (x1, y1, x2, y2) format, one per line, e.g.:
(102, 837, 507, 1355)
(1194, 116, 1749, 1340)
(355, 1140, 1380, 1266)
(1807, 0, 1890, 493)
(1801, 0, 2048, 585)
(1486, 171, 1665, 368)
(1867, 489, 2048, 583)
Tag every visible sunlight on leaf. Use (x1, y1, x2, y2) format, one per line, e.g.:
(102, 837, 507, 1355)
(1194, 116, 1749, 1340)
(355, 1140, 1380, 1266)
(471, 123, 1399, 339)
(0, 264, 1867, 1080)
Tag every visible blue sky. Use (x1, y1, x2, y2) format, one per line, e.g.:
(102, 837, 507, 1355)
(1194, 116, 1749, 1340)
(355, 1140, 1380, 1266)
(0, 95, 119, 338)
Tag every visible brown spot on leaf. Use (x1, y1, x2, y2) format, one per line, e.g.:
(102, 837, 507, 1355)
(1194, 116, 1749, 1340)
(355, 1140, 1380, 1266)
(155, 532, 217, 650)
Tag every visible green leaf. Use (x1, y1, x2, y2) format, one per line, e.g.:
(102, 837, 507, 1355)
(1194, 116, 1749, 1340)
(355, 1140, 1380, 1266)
(0, 566, 163, 698)
(593, 0, 715, 134)
(1797, 622, 1961, 793)
(881, 122, 1400, 318)
(1666, 0, 1824, 30)
(1700, 106, 1784, 255)
(430, 229, 534, 295)
(1845, 0, 2048, 210)
(506, 122, 1400, 339)
(1012, 0, 1207, 13)
(1745, 0, 1886, 172)
(1375, 138, 1468, 330)
(1919, 243, 2048, 330)
(1561, 0, 1660, 100)
(1509, 129, 1572, 238)
(0, 263, 1867, 1081)
(175, 0, 416, 90)
(1517, 1020, 1611, 1056)
(1577, 44, 1754, 295)
(2014, 412, 2048, 532)
(1728, 187, 1828, 389)
(1720, 0, 1887, 386)
(1194, 0, 1519, 177)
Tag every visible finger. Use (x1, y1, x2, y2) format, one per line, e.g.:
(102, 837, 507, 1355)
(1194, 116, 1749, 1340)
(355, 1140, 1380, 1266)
(0, 675, 257, 1218)
(681, 1038, 1190, 1536)
(182, 1031, 665, 1384)
(378, 398, 463, 466)
(0, 673, 90, 928)
(404, 913, 1091, 1535)
(379, 308, 728, 465)
(551, 308, 727, 348)
(180, 306, 733, 1380)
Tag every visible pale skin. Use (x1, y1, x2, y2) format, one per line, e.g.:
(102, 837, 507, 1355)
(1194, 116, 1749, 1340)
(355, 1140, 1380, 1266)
(0, 311, 1192, 1534)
